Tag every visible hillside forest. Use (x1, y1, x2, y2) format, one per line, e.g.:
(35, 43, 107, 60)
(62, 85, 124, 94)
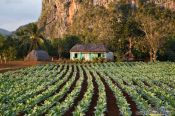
(0, 1, 175, 62)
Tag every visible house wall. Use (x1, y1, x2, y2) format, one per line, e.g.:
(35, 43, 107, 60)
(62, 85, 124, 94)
(89, 53, 104, 60)
(106, 52, 114, 61)
(70, 52, 114, 61)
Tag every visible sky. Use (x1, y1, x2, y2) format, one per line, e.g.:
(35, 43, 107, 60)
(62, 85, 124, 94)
(0, 0, 42, 31)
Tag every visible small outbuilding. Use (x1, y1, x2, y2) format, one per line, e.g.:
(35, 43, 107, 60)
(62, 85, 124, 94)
(70, 44, 114, 61)
(25, 50, 50, 61)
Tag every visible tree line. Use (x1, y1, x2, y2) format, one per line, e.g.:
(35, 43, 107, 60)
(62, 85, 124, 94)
(0, 1, 175, 62)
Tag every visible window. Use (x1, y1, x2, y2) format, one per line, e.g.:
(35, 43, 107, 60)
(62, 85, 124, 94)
(74, 53, 78, 58)
(101, 54, 105, 58)
(98, 53, 101, 58)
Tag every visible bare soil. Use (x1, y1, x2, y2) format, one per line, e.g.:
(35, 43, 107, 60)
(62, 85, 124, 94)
(109, 77, 138, 116)
(64, 66, 88, 116)
(99, 74, 120, 116)
(0, 61, 52, 73)
(38, 65, 73, 106)
(85, 72, 99, 115)
(57, 66, 80, 103)
(143, 81, 151, 87)
(22, 65, 65, 103)
(42, 66, 79, 115)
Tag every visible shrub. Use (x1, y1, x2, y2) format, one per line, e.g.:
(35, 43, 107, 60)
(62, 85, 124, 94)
(93, 58, 106, 63)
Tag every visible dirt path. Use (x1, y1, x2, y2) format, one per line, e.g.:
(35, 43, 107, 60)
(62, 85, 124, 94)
(55, 65, 80, 104)
(0, 61, 54, 73)
(85, 72, 99, 115)
(100, 76, 120, 116)
(109, 77, 138, 116)
(64, 66, 88, 116)
(0, 67, 23, 73)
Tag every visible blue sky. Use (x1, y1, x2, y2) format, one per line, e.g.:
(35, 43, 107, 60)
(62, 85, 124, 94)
(0, 0, 42, 31)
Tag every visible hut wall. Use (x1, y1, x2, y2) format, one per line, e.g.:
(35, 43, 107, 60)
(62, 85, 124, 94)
(105, 52, 114, 61)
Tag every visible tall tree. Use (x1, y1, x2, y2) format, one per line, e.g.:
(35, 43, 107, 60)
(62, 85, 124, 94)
(57, 35, 81, 58)
(15, 23, 50, 53)
(136, 13, 169, 62)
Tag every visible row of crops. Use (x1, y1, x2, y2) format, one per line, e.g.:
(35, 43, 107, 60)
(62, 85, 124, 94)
(0, 62, 175, 115)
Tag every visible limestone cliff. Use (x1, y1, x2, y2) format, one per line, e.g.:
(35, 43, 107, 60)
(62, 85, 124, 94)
(38, 0, 175, 39)
(38, 0, 120, 39)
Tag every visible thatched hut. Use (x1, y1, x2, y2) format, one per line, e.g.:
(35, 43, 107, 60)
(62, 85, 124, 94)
(25, 50, 50, 61)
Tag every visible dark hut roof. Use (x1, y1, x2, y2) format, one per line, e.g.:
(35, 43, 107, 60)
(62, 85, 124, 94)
(70, 44, 110, 52)
(25, 50, 50, 61)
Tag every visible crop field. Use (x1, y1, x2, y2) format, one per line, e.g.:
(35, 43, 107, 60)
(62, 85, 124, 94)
(0, 62, 175, 116)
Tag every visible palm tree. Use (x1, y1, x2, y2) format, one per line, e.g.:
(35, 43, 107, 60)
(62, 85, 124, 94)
(14, 15, 56, 59)
(16, 23, 46, 55)
(28, 16, 56, 51)
(28, 25, 46, 51)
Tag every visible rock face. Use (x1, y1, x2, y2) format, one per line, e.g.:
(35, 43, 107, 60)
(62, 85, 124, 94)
(38, 0, 175, 39)
(38, 0, 118, 39)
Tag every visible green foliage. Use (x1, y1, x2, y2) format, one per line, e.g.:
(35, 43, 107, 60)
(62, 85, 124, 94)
(14, 23, 39, 58)
(16, 23, 47, 50)
(69, 1, 145, 60)
(123, 18, 144, 38)
(15, 23, 37, 36)
(142, 3, 175, 20)
(1, 1, 175, 61)
(75, 0, 83, 3)
(64, 1, 71, 9)
(158, 37, 175, 61)
(0, 35, 18, 61)
(14, 23, 52, 58)
(132, 48, 148, 61)
(52, 35, 81, 58)
(44, 39, 57, 56)
(69, 5, 118, 47)
(93, 57, 106, 63)
(0, 34, 5, 49)
(1, 63, 175, 115)
(114, 51, 123, 62)
(0, 47, 17, 61)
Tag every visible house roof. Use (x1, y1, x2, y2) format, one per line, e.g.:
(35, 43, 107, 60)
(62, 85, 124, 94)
(70, 44, 110, 52)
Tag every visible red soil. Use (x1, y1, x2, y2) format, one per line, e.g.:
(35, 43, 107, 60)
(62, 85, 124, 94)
(64, 66, 88, 116)
(143, 81, 151, 87)
(0, 61, 51, 73)
(109, 77, 138, 116)
(42, 66, 80, 115)
(37, 65, 73, 106)
(24, 65, 65, 102)
(85, 72, 99, 115)
(57, 66, 80, 103)
(100, 75, 120, 116)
